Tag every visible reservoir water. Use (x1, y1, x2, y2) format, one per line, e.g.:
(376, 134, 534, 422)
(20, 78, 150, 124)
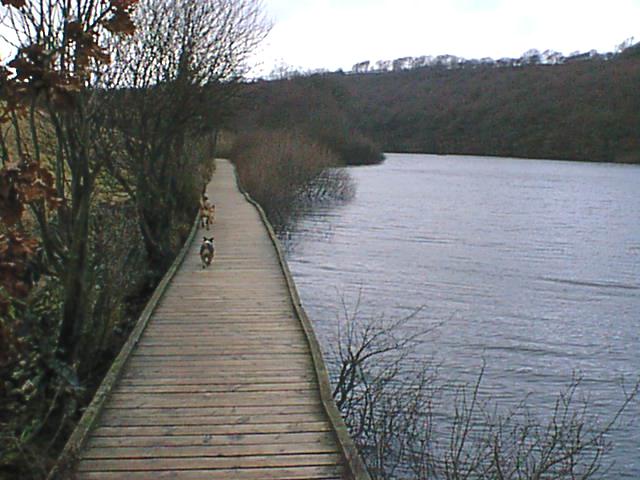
(283, 153, 640, 477)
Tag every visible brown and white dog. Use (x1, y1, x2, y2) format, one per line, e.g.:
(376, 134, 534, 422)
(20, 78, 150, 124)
(200, 194, 215, 230)
(200, 206, 215, 230)
(200, 236, 215, 268)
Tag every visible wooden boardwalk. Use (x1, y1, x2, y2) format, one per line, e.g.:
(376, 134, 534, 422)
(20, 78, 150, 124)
(68, 160, 367, 479)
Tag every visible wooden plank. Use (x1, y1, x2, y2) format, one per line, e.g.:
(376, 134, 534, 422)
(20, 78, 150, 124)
(125, 363, 312, 371)
(138, 331, 307, 338)
(82, 442, 339, 460)
(120, 367, 314, 378)
(78, 453, 342, 471)
(135, 334, 307, 341)
(115, 382, 317, 394)
(137, 334, 306, 341)
(92, 421, 333, 437)
(128, 358, 312, 368)
(98, 412, 327, 428)
(141, 322, 301, 328)
(104, 400, 322, 411)
(116, 374, 318, 386)
(129, 353, 313, 361)
(76, 465, 343, 480)
(152, 309, 295, 315)
(141, 324, 305, 331)
(135, 340, 308, 348)
(131, 349, 311, 357)
(119, 369, 314, 380)
(106, 392, 321, 409)
(138, 329, 304, 337)
(87, 432, 338, 449)
(100, 405, 324, 420)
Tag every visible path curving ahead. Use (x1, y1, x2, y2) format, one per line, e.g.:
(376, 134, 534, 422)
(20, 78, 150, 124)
(72, 160, 367, 479)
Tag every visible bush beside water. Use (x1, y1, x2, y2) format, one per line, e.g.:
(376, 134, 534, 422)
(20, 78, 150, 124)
(231, 129, 355, 231)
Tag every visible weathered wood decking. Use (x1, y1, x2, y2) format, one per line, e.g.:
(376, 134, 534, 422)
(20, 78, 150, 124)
(66, 160, 368, 479)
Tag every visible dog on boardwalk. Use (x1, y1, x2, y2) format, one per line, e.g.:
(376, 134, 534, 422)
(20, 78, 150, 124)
(200, 236, 215, 268)
(199, 194, 216, 230)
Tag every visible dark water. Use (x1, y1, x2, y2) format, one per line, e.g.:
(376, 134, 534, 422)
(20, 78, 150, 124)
(283, 153, 640, 477)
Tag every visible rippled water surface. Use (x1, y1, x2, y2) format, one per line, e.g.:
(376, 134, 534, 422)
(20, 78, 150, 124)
(283, 153, 640, 477)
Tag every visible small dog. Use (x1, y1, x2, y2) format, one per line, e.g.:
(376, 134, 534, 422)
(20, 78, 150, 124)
(200, 236, 215, 268)
(206, 204, 216, 227)
(200, 196, 215, 230)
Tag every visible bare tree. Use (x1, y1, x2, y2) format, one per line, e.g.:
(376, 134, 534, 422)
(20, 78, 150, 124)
(0, 0, 137, 365)
(99, 0, 270, 266)
(0, 1, 138, 476)
(0, 1, 269, 475)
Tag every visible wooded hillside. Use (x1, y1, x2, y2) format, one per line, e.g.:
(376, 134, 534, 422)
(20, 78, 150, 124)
(234, 76, 384, 165)
(242, 45, 640, 163)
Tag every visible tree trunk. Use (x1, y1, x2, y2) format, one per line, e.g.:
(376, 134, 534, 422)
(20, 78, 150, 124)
(58, 174, 91, 366)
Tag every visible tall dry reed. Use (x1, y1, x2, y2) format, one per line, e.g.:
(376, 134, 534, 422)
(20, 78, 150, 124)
(231, 129, 349, 229)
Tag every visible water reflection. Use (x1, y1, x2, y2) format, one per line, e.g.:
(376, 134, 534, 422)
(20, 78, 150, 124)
(279, 168, 356, 255)
(283, 153, 640, 478)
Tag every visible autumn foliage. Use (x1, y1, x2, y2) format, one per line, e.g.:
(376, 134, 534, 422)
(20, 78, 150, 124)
(0, 0, 138, 309)
(0, 1, 139, 477)
(0, 162, 58, 311)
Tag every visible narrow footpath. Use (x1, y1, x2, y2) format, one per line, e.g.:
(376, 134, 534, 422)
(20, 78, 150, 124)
(71, 159, 367, 479)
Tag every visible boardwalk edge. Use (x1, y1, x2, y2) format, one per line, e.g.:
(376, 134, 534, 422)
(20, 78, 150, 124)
(231, 160, 372, 480)
(47, 212, 201, 480)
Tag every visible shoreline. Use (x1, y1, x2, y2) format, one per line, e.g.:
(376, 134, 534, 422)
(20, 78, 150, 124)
(379, 150, 640, 165)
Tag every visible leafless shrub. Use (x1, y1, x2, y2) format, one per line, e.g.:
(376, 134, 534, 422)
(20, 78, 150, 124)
(327, 293, 441, 479)
(231, 129, 349, 230)
(329, 295, 640, 480)
(1, 1, 268, 475)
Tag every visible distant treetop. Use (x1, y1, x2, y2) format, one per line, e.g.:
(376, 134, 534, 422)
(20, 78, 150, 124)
(349, 39, 638, 74)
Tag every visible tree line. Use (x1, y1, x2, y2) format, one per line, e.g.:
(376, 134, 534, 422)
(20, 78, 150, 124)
(350, 38, 638, 74)
(341, 44, 640, 163)
(0, 1, 268, 477)
(240, 42, 640, 164)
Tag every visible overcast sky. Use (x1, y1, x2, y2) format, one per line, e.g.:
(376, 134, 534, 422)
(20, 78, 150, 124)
(250, 0, 640, 75)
